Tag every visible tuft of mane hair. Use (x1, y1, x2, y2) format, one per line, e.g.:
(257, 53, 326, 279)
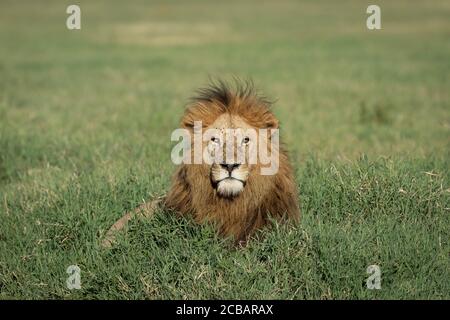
(182, 79, 279, 130)
(192, 79, 272, 108)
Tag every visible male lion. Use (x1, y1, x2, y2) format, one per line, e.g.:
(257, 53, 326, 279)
(102, 80, 300, 247)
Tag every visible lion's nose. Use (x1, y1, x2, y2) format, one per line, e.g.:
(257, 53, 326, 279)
(221, 163, 240, 173)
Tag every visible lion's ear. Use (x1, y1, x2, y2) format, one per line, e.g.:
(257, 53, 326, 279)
(263, 112, 279, 129)
(181, 103, 219, 130)
(181, 116, 194, 130)
(181, 108, 199, 130)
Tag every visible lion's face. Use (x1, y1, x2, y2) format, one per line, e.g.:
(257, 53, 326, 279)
(203, 113, 276, 199)
(205, 113, 257, 198)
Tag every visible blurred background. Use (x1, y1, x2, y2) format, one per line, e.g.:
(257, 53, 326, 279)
(0, 0, 449, 300)
(1, 1, 449, 170)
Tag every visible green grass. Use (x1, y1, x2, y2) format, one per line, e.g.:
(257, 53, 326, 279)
(0, 0, 449, 299)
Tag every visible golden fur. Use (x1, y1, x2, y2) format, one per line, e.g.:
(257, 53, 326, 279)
(165, 80, 300, 242)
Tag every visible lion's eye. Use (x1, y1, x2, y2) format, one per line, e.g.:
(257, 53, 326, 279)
(242, 137, 250, 144)
(211, 137, 219, 143)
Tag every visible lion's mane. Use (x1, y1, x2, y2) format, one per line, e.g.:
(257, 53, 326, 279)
(165, 81, 300, 242)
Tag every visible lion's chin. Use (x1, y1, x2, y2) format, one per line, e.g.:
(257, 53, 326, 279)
(216, 179, 244, 198)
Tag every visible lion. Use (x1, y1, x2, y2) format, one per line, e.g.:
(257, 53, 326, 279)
(102, 80, 300, 247)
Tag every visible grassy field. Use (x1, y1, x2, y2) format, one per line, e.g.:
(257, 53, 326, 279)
(0, 0, 449, 299)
